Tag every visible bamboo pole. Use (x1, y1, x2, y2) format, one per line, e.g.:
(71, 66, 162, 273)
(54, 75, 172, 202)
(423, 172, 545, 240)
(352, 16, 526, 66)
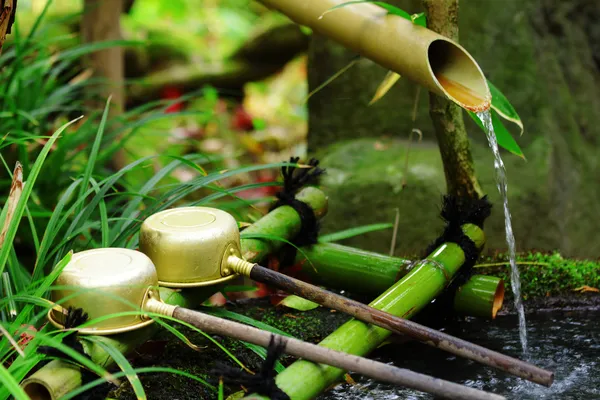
(173, 307, 505, 400)
(241, 187, 328, 262)
(293, 242, 504, 318)
(256, 0, 491, 112)
(293, 242, 414, 294)
(243, 225, 551, 400)
(21, 188, 329, 399)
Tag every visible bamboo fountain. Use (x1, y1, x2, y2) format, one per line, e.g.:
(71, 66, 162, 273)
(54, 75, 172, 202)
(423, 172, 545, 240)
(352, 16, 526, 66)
(20, 0, 543, 398)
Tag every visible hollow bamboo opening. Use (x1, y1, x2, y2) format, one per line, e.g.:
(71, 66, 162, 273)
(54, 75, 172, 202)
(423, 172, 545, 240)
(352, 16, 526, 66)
(428, 39, 490, 112)
(23, 382, 52, 400)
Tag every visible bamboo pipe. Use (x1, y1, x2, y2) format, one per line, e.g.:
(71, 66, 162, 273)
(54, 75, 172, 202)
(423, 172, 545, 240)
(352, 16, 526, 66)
(20, 188, 329, 399)
(292, 242, 504, 319)
(140, 209, 552, 387)
(453, 275, 504, 319)
(257, 0, 491, 112)
(47, 248, 505, 400)
(244, 225, 553, 400)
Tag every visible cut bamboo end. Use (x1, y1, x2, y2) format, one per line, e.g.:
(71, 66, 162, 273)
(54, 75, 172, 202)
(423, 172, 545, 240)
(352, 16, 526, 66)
(454, 275, 505, 319)
(23, 382, 52, 400)
(428, 39, 491, 112)
(21, 360, 82, 400)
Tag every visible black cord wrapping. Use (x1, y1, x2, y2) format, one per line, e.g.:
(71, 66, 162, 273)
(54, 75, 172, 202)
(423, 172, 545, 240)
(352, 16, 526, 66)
(270, 157, 325, 268)
(211, 335, 291, 400)
(416, 195, 492, 326)
(270, 157, 325, 247)
(37, 307, 111, 395)
(38, 307, 89, 359)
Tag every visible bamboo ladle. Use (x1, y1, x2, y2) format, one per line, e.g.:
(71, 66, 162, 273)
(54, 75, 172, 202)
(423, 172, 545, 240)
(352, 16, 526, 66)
(139, 206, 554, 387)
(47, 247, 503, 400)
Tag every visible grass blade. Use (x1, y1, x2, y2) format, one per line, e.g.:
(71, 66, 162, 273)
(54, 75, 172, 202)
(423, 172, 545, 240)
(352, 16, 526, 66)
(82, 336, 146, 400)
(0, 363, 29, 400)
(76, 97, 111, 215)
(318, 223, 394, 243)
(0, 117, 82, 277)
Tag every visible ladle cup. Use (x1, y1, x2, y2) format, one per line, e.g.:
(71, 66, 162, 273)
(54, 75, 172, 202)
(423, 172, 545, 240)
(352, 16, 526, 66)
(139, 207, 554, 387)
(47, 247, 503, 400)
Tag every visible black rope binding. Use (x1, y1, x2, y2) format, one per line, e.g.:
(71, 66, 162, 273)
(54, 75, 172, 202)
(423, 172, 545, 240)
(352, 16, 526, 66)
(270, 157, 325, 268)
(416, 195, 492, 327)
(37, 307, 114, 397)
(211, 335, 291, 400)
(38, 306, 89, 359)
(270, 156, 325, 247)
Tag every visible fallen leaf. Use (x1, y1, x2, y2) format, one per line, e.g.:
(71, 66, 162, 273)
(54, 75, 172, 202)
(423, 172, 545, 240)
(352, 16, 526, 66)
(369, 71, 401, 105)
(573, 285, 599, 293)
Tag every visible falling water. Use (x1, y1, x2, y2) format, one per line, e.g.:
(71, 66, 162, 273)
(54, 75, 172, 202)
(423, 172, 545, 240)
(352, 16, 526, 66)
(477, 110, 528, 353)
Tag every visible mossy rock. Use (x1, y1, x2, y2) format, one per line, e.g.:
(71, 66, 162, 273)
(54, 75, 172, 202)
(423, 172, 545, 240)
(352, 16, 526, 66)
(314, 136, 600, 258)
(315, 138, 446, 255)
(477, 251, 600, 301)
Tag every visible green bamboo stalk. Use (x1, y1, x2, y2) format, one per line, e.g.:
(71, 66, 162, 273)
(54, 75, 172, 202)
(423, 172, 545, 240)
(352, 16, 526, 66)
(453, 275, 504, 319)
(245, 224, 485, 400)
(294, 242, 504, 318)
(21, 187, 329, 399)
(293, 242, 414, 294)
(241, 187, 328, 262)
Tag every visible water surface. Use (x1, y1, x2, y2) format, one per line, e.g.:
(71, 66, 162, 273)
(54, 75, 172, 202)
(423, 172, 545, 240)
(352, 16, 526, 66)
(319, 311, 600, 399)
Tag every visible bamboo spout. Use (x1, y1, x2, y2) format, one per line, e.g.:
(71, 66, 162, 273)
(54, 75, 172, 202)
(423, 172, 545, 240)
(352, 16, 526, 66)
(257, 0, 491, 112)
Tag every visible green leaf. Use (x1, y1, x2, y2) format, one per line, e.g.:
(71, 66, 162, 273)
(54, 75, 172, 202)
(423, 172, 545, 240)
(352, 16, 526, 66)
(278, 295, 320, 311)
(468, 110, 525, 159)
(488, 80, 523, 135)
(411, 12, 427, 27)
(319, 223, 394, 243)
(0, 363, 29, 400)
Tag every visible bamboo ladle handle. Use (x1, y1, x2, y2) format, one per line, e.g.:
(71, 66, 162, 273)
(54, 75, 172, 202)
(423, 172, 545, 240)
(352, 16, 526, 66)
(227, 258, 554, 387)
(166, 306, 504, 400)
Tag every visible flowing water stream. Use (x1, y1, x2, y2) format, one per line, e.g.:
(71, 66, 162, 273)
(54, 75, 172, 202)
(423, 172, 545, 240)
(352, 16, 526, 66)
(476, 110, 528, 353)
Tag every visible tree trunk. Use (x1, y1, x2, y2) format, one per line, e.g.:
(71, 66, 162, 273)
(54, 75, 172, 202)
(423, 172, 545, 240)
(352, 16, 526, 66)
(81, 0, 126, 170)
(422, 0, 483, 199)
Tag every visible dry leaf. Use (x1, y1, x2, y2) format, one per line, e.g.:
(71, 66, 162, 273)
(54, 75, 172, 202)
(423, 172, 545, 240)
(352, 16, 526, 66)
(369, 71, 401, 105)
(0, 0, 16, 55)
(573, 285, 599, 293)
(0, 162, 23, 248)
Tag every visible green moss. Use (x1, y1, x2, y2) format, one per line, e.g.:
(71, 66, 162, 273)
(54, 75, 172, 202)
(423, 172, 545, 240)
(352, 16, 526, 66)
(477, 252, 600, 299)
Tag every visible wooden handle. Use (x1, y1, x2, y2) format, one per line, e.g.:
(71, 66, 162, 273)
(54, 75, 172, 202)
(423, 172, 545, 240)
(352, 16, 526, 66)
(249, 264, 553, 387)
(172, 307, 504, 400)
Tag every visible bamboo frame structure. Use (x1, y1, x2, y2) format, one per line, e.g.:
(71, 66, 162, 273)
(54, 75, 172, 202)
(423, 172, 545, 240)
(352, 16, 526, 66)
(293, 242, 504, 318)
(257, 0, 491, 111)
(244, 225, 490, 400)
